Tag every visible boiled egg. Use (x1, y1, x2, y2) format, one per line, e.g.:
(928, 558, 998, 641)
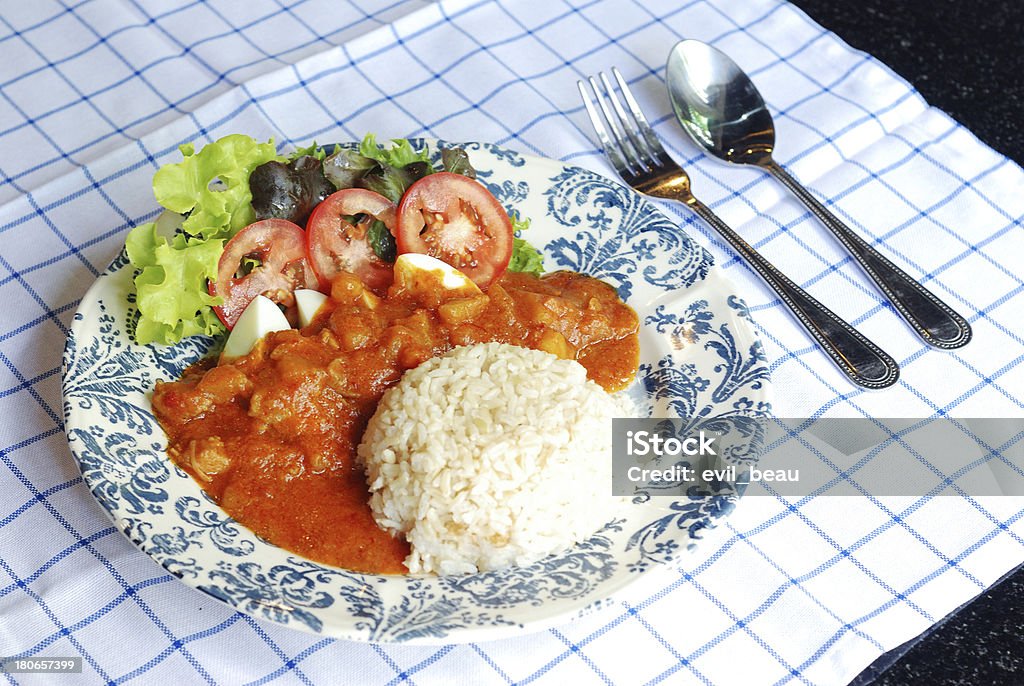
(393, 253, 481, 296)
(294, 289, 329, 328)
(220, 295, 291, 361)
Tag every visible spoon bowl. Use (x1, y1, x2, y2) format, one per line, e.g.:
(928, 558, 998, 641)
(666, 39, 972, 350)
(667, 39, 775, 166)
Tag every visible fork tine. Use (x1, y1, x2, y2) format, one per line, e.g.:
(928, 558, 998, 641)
(586, 75, 644, 176)
(577, 80, 629, 177)
(611, 67, 669, 165)
(599, 71, 653, 171)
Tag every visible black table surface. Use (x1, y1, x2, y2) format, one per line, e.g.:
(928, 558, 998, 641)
(787, 1, 1023, 684)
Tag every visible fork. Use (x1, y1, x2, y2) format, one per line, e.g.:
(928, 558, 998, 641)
(578, 69, 900, 389)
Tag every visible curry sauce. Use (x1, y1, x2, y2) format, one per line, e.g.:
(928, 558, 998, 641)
(152, 270, 639, 573)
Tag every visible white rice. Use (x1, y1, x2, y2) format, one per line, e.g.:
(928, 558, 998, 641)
(357, 342, 625, 575)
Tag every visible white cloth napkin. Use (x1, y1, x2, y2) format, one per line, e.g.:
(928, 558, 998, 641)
(1, 0, 1023, 684)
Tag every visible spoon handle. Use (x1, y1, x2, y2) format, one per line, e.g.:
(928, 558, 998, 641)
(762, 160, 972, 349)
(687, 198, 900, 389)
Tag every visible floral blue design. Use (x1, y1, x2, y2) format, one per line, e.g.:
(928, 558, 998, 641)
(639, 355, 711, 419)
(454, 140, 526, 167)
(646, 301, 713, 335)
(629, 295, 771, 567)
(167, 497, 255, 557)
(543, 167, 712, 299)
(63, 302, 156, 435)
(124, 518, 201, 578)
(440, 520, 622, 608)
(201, 559, 340, 633)
(62, 139, 772, 643)
(474, 174, 529, 207)
(704, 321, 770, 404)
(625, 494, 738, 573)
(69, 428, 168, 515)
(109, 247, 131, 271)
(645, 298, 770, 405)
(150, 336, 219, 379)
(359, 578, 518, 642)
(203, 563, 519, 641)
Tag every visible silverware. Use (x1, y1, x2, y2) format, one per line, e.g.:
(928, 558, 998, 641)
(578, 68, 900, 389)
(666, 39, 971, 350)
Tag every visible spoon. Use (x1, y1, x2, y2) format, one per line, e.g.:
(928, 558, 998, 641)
(666, 39, 972, 350)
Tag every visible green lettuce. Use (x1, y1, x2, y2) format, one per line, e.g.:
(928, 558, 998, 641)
(351, 135, 433, 203)
(153, 134, 279, 243)
(288, 141, 336, 162)
(126, 223, 225, 345)
(507, 213, 544, 277)
(367, 219, 397, 263)
(440, 147, 476, 178)
(128, 134, 278, 345)
(358, 134, 431, 168)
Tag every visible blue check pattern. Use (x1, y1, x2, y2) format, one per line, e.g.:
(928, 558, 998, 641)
(1, 0, 1023, 683)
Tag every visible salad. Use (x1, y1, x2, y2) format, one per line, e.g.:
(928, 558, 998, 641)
(126, 134, 544, 345)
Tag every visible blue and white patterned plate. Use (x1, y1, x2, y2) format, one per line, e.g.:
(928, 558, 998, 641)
(62, 140, 771, 644)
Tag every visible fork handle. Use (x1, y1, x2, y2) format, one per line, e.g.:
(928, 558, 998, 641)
(687, 198, 900, 389)
(763, 160, 972, 349)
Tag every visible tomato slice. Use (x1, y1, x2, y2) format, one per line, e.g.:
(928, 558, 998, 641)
(211, 219, 318, 329)
(395, 172, 513, 289)
(306, 189, 397, 293)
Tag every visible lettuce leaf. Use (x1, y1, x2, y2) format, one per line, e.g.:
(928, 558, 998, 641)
(322, 148, 378, 189)
(288, 141, 336, 162)
(153, 134, 279, 242)
(506, 214, 544, 276)
(509, 238, 544, 276)
(355, 135, 433, 202)
(367, 219, 397, 263)
(440, 147, 476, 178)
(127, 134, 279, 345)
(357, 161, 431, 203)
(358, 134, 432, 168)
(126, 222, 225, 345)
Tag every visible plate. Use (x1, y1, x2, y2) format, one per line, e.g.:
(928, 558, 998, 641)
(61, 139, 771, 643)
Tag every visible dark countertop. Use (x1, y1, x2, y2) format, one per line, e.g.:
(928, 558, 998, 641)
(792, 0, 1024, 163)
(789, 1, 1024, 684)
